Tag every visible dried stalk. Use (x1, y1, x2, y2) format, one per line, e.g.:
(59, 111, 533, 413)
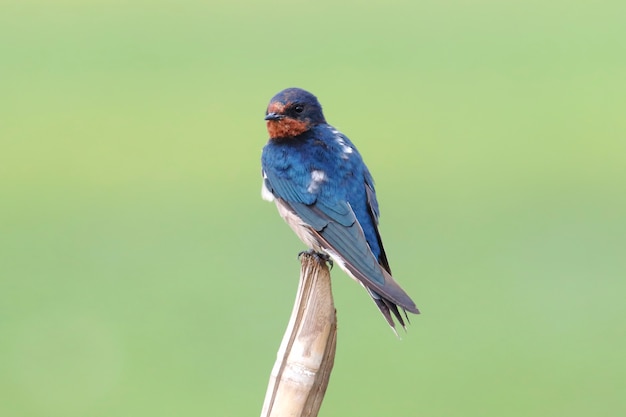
(260, 252, 337, 417)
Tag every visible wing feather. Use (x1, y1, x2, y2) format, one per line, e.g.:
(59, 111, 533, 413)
(263, 165, 419, 320)
(277, 197, 419, 313)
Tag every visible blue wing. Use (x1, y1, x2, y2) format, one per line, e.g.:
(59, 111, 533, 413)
(263, 170, 419, 316)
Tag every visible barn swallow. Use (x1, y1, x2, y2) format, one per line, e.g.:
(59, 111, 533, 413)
(261, 87, 419, 332)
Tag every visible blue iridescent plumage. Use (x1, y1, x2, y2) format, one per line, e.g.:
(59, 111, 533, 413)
(261, 88, 419, 331)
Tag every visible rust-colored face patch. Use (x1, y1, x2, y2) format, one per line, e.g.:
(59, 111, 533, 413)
(267, 102, 285, 114)
(267, 117, 310, 139)
(265, 100, 311, 139)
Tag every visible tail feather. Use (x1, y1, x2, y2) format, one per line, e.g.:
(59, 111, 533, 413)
(370, 290, 411, 333)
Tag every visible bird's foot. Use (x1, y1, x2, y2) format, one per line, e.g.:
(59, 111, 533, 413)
(298, 249, 334, 269)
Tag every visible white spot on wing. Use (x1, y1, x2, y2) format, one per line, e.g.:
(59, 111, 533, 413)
(307, 170, 326, 194)
(261, 171, 274, 202)
(261, 182, 274, 202)
(330, 127, 353, 159)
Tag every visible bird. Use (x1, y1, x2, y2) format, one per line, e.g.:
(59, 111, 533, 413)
(260, 87, 419, 332)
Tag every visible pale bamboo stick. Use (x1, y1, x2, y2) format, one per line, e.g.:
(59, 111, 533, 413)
(260, 252, 337, 417)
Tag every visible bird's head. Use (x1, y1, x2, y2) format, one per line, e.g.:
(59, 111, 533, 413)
(264, 88, 326, 139)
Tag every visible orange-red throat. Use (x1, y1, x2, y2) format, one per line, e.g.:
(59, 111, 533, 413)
(265, 101, 311, 139)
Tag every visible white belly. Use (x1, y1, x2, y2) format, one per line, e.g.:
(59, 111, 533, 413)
(275, 200, 323, 252)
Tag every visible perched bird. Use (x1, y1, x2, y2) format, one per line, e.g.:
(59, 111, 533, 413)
(261, 87, 419, 332)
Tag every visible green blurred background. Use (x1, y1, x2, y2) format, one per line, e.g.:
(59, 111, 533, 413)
(1, 0, 625, 416)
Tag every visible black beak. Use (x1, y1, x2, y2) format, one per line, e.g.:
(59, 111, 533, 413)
(265, 112, 284, 121)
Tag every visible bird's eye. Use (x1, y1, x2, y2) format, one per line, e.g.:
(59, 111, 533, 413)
(294, 104, 304, 113)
